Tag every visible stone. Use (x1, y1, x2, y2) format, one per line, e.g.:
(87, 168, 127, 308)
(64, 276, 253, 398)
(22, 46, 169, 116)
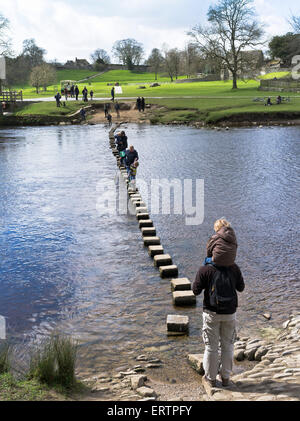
(132, 200, 146, 208)
(167, 315, 189, 333)
(254, 346, 269, 361)
(234, 349, 245, 361)
(145, 363, 161, 369)
(187, 354, 205, 375)
(172, 290, 196, 306)
(139, 219, 153, 228)
(141, 227, 156, 236)
(170, 278, 191, 291)
(130, 375, 147, 390)
(136, 212, 150, 220)
(153, 254, 172, 267)
(136, 355, 148, 361)
(136, 207, 148, 214)
(148, 245, 164, 257)
(263, 313, 271, 320)
(159, 265, 178, 278)
(143, 236, 160, 246)
(244, 347, 258, 361)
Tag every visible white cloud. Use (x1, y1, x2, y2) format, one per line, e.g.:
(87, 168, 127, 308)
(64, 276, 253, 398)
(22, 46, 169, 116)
(0, 0, 298, 63)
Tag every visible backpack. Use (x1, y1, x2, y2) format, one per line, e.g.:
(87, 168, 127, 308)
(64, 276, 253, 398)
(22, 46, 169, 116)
(208, 265, 237, 314)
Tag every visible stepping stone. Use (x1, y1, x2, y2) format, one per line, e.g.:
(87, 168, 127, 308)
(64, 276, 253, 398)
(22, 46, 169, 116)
(130, 194, 142, 199)
(159, 265, 178, 278)
(136, 212, 150, 221)
(171, 278, 191, 291)
(136, 207, 148, 214)
(148, 245, 164, 257)
(139, 219, 153, 228)
(141, 227, 156, 236)
(154, 254, 172, 267)
(167, 315, 189, 334)
(143, 236, 160, 246)
(172, 290, 196, 306)
(132, 201, 146, 208)
(187, 354, 205, 375)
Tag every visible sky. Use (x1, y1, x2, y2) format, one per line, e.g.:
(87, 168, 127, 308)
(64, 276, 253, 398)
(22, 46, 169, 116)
(0, 0, 299, 63)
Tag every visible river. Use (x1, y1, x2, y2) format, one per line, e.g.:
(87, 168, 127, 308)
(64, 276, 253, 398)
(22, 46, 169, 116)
(0, 123, 299, 378)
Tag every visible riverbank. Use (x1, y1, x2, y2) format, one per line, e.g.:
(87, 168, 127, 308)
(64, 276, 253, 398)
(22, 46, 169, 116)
(3, 313, 298, 401)
(2, 99, 300, 128)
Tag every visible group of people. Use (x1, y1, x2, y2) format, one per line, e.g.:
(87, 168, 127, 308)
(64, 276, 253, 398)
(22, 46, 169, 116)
(193, 218, 245, 392)
(136, 96, 145, 112)
(114, 131, 139, 189)
(265, 95, 282, 106)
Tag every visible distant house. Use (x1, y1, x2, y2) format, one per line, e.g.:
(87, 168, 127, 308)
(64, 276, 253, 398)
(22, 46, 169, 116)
(63, 58, 93, 70)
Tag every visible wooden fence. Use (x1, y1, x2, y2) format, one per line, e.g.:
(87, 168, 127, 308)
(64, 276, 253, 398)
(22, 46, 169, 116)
(0, 91, 23, 103)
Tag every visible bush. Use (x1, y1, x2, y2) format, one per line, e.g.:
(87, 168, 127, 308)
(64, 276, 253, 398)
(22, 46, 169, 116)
(29, 334, 77, 389)
(0, 343, 10, 374)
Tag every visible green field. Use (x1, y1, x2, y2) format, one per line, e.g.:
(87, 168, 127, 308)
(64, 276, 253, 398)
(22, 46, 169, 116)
(10, 69, 300, 125)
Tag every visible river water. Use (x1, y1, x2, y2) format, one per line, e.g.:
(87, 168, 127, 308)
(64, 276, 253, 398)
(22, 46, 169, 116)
(0, 123, 299, 378)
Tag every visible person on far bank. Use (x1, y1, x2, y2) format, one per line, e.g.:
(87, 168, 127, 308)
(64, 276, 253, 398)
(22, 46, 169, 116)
(55, 92, 61, 107)
(136, 96, 141, 112)
(141, 97, 145, 112)
(192, 218, 244, 394)
(111, 86, 115, 102)
(75, 85, 79, 101)
(114, 101, 120, 118)
(90, 90, 94, 101)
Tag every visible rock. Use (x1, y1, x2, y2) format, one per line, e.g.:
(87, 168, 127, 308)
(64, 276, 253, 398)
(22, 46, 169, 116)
(154, 254, 172, 267)
(141, 227, 156, 236)
(234, 349, 245, 361)
(143, 236, 161, 246)
(139, 219, 153, 228)
(172, 290, 196, 306)
(244, 347, 258, 361)
(254, 346, 269, 361)
(91, 386, 110, 393)
(170, 278, 191, 291)
(136, 355, 148, 361)
(166, 314, 189, 333)
(130, 375, 147, 390)
(159, 265, 178, 278)
(187, 354, 205, 375)
(148, 245, 164, 257)
(145, 363, 162, 368)
(263, 313, 271, 320)
(119, 370, 137, 376)
(136, 386, 156, 397)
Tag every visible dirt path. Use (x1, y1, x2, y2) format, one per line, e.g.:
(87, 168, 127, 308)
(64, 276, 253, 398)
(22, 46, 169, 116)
(89, 104, 150, 125)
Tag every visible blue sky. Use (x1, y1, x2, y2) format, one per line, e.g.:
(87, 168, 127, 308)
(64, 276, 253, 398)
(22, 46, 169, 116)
(0, 0, 299, 63)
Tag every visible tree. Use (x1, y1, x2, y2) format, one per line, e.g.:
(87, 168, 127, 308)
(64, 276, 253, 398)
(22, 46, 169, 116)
(269, 33, 300, 66)
(146, 48, 164, 80)
(22, 38, 46, 68)
(163, 47, 181, 81)
(112, 38, 144, 70)
(0, 13, 12, 56)
(188, 0, 265, 89)
(29, 63, 56, 93)
(181, 43, 201, 78)
(90, 49, 110, 69)
(290, 15, 300, 33)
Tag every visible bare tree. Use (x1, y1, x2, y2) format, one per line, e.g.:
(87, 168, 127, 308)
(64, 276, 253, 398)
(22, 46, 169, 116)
(22, 38, 46, 68)
(188, 0, 265, 89)
(30, 63, 56, 93)
(0, 13, 12, 56)
(112, 39, 144, 70)
(163, 47, 181, 81)
(290, 15, 300, 33)
(146, 48, 164, 80)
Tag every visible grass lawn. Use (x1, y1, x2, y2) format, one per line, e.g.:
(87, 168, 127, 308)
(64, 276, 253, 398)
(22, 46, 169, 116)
(15, 100, 88, 117)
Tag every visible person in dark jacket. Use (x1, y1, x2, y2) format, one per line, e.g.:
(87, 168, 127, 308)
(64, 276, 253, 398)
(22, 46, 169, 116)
(114, 131, 128, 166)
(193, 258, 245, 394)
(125, 145, 139, 175)
(111, 86, 115, 101)
(136, 97, 141, 112)
(75, 85, 79, 101)
(205, 218, 237, 266)
(55, 92, 61, 107)
(141, 97, 145, 112)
